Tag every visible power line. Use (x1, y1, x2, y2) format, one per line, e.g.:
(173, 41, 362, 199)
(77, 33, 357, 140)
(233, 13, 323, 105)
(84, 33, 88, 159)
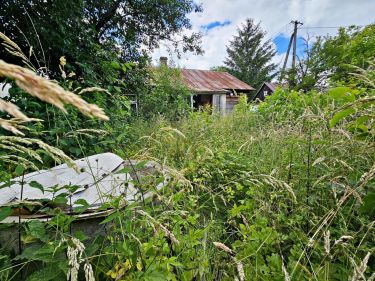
(299, 25, 363, 29)
(266, 22, 292, 40)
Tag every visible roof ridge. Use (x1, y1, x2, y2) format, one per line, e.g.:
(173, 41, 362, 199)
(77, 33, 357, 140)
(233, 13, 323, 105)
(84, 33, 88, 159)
(181, 68, 254, 91)
(182, 68, 229, 73)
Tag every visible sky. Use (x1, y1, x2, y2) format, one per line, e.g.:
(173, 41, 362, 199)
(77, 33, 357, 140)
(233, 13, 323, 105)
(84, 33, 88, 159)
(151, 0, 375, 70)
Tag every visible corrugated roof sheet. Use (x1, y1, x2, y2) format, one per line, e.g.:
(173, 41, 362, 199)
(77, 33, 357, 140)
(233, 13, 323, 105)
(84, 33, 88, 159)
(0, 153, 166, 222)
(264, 82, 278, 92)
(181, 69, 254, 93)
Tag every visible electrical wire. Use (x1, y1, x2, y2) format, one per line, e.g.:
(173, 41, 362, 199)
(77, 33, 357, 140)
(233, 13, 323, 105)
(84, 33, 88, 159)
(299, 25, 363, 29)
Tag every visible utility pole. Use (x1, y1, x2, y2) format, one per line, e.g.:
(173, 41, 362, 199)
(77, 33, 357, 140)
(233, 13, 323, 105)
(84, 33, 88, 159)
(279, 20, 303, 83)
(280, 33, 294, 79)
(292, 20, 303, 69)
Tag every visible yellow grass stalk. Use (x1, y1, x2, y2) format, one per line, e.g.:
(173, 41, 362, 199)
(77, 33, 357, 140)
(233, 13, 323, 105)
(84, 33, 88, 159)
(0, 32, 34, 70)
(0, 99, 30, 121)
(77, 87, 112, 96)
(0, 60, 109, 121)
(213, 242, 245, 281)
(0, 136, 76, 169)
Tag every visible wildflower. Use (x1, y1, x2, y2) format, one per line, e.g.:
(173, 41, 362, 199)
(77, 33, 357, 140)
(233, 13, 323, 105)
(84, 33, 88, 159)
(66, 237, 95, 281)
(136, 258, 143, 271)
(60, 56, 66, 67)
(84, 261, 95, 281)
(324, 230, 330, 255)
(67, 237, 85, 281)
(213, 242, 234, 255)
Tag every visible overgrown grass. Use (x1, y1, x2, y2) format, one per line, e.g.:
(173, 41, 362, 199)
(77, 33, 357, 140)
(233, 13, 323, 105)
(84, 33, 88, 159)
(0, 94, 374, 280)
(107, 104, 374, 280)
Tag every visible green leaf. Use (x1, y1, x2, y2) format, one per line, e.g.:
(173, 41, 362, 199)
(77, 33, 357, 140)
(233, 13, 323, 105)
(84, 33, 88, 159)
(354, 124, 368, 132)
(25, 264, 62, 281)
(114, 86, 122, 93)
(328, 87, 355, 102)
(51, 195, 68, 206)
(115, 167, 132, 174)
(355, 115, 370, 125)
(110, 61, 121, 70)
(73, 199, 90, 213)
(100, 211, 120, 224)
(360, 192, 375, 218)
(0, 207, 12, 222)
(142, 270, 166, 281)
(26, 220, 46, 240)
(15, 165, 25, 176)
(122, 64, 128, 73)
(73, 230, 88, 242)
(15, 243, 59, 262)
(29, 181, 44, 193)
(330, 108, 356, 127)
(135, 160, 148, 169)
(74, 199, 89, 206)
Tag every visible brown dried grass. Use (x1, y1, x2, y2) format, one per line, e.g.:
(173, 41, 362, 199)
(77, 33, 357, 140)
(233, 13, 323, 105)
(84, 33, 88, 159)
(0, 60, 109, 121)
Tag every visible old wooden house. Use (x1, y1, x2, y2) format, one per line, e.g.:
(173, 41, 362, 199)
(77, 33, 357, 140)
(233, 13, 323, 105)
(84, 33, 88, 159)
(253, 82, 281, 102)
(157, 57, 254, 114)
(181, 69, 254, 114)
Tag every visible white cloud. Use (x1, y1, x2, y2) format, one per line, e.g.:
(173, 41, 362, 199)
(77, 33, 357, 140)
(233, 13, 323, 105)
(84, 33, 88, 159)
(152, 0, 375, 69)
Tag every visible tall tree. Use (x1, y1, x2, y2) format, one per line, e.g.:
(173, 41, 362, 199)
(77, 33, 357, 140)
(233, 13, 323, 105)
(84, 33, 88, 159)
(224, 19, 277, 90)
(0, 0, 203, 81)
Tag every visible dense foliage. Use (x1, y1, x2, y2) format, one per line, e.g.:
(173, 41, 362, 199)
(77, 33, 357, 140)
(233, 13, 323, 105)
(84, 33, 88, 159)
(138, 65, 192, 119)
(1, 67, 374, 279)
(292, 24, 375, 91)
(0, 0, 203, 80)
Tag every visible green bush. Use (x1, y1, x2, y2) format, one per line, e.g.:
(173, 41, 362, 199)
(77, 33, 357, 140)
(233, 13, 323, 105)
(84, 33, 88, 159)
(139, 66, 192, 120)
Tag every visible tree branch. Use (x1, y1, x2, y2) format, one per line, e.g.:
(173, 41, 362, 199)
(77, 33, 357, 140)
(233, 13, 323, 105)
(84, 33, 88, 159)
(95, 0, 122, 35)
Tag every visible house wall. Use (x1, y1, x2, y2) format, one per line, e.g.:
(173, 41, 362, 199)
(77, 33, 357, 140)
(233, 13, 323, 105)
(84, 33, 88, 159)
(226, 96, 240, 112)
(193, 93, 242, 114)
(212, 94, 227, 115)
(254, 85, 271, 102)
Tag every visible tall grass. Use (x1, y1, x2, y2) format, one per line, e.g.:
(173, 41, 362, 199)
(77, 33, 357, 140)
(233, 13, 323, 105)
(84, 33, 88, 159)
(115, 104, 374, 280)
(1, 99, 373, 280)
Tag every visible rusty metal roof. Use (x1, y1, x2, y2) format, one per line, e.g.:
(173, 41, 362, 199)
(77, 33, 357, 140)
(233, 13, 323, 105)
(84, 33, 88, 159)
(181, 69, 254, 93)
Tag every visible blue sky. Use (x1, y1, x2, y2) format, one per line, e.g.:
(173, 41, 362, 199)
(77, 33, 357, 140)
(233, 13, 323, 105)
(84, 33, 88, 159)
(273, 35, 306, 57)
(201, 20, 231, 32)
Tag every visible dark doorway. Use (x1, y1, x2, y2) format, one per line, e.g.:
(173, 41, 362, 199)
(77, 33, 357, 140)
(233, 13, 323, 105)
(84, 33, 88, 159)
(193, 94, 212, 109)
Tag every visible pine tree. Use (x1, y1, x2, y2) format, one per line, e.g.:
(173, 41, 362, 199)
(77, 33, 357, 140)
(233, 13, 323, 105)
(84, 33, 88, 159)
(224, 19, 278, 90)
